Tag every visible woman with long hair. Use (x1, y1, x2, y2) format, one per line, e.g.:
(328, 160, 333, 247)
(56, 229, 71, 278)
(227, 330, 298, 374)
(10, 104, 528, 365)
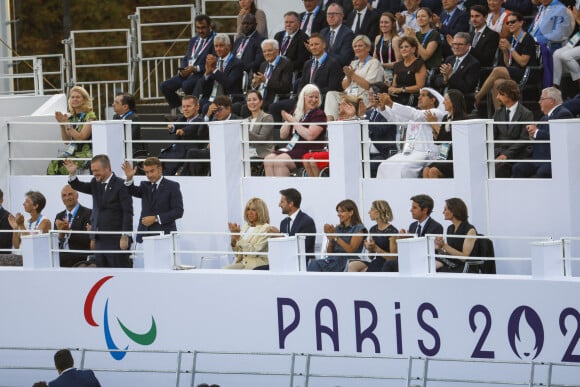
(263, 84, 327, 176)
(348, 200, 398, 272)
(374, 12, 401, 85)
(422, 89, 467, 178)
(308, 199, 367, 272)
(48, 86, 95, 175)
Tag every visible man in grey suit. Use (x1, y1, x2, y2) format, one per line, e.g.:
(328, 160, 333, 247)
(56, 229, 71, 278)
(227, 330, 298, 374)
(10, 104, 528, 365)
(492, 80, 534, 178)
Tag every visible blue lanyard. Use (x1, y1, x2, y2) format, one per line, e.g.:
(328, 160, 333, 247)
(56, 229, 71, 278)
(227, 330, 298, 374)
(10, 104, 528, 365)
(421, 29, 434, 46)
(28, 214, 43, 230)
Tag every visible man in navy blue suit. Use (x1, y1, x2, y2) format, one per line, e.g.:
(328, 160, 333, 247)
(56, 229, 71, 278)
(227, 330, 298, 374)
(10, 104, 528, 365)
(193, 33, 244, 113)
(320, 3, 355, 66)
(434, 0, 470, 57)
(65, 155, 133, 268)
(383, 194, 443, 272)
(122, 157, 184, 243)
(47, 349, 100, 387)
(232, 14, 265, 78)
(512, 87, 573, 178)
(160, 14, 216, 111)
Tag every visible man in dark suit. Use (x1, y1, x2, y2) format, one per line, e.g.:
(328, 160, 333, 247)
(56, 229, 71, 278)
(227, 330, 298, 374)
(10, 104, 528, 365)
(0, 188, 12, 252)
(65, 155, 133, 268)
(434, 0, 470, 57)
(468, 5, 499, 69)
(274, 11, 311, 78)
(185, 95, 241, 176)
(160, 14, 216, 110)
(374, 0, 404, 14)
(112, 92, 144, 154)
(366, 83, 397, 177)
(232, 14, 265, 78)
(47, 349, 100, 387)
(251, 39, 294, 111)
(512, 87, 573, 178)
(193, 33, 244, 113)
(433, 32, 480, 104)
(269, 33, 343, 123)
(53, 185, 92, 267)
(320, 3, 355, 66)
(492, 80, 534, 178)
(383, 194, 443, 272)
(122, 157, 184, 243)
(320, 0, 353, 15)
(345, 0, 380, 43)
(301, 0, 328, 35)
(159, 95, 206, 176)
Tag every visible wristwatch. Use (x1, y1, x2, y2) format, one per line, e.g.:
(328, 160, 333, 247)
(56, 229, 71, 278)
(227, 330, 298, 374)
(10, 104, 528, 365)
(402, 86, 407, 93)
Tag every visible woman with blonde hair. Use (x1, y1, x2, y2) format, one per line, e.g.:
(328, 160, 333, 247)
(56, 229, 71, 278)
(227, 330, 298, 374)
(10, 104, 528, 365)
(48, 86, 95, 175)
(225, 197, 272, 269)
(348, 200, 398, 272)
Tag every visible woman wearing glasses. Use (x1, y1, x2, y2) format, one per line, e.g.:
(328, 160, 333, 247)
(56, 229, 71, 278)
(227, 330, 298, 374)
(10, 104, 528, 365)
(474, 12, 536, 110)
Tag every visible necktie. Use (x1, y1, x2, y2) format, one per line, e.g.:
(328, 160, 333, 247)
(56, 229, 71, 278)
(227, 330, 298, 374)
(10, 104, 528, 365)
(286, 217, 292, 233)
(473, 31, 481, 47)
(152, 183, 157, 193)
(355, 12, 362, 33)
(310, 59, 319, 82)
(237, 37, 248, 56)
(281, 35, 290, 54)
(416, 224, 422, 237)
(443, 13, 451, 25)
(329, 29, 336, 48)
(101, 182, 107, 196)
(218, 58, 224, 71)
(194, 39, 204, 58)
(302, 12, 312, 33)
(67, 212, 73, 224)
(506, 108, 511, 122)
(452, 58, 460, 72)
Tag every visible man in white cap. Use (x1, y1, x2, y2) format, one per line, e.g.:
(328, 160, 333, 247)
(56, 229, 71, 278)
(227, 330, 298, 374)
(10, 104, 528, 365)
(374, 87, 447, 178)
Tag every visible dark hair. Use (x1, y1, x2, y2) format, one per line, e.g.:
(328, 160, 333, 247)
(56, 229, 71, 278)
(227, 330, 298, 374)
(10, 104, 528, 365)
(182, 95, 199, 104)
(508, 11, 524, 22)
(496, 80, 520, 102)
(445, 197, 469, 221)
(214, 95, 232, 108)
(446, 89, 467, 120)
(308, 32, 325, 44)
(0, 188, 3, 201)
(26, 191, 46, 213)
(33, 382, 48, 387)
(336, 199, 363, 226)
(470, 4, 488, 17)
(370, 81, 389, 94)
(411, 194, 434, 215)
(143, 156, 162, 168)
(116, 93, 136, 112)
(423, 89, 440, 108)
(54, 349, 74, 371)
(417, 7, 433, 19)
(246, 89, 263, 101)
(91, 154, 111, 169)
(280, 188, 302, 208)
(398, 35, 419, 50)
(195, 14, 212, 26)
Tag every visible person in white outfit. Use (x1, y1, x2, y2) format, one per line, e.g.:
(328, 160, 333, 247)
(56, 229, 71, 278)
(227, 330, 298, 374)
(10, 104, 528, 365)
(375, 87, 447, 178)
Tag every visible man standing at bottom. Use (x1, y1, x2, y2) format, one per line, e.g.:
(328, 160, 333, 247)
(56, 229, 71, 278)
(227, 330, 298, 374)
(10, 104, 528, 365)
(46, 349, 101, 387)
(122, 156, 184, 243)
(384, 194, 443, 272)
(54, 184, 92, 267)
(65, 155, 133, 268)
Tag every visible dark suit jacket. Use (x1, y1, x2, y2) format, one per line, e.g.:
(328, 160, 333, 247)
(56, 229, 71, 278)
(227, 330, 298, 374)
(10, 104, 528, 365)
(0, 206, 13, 250)
(69, 174, 133, 240)
(48, 368, 101, 387)
(376, 0, 404, 14)
(320, 24, 355, 66)
(345, 8, 380, 42)
(280, 210, 317, 256)
(113, 111, 142, 152)
(493, 103, 534, 159)
(274, 29, 311, 75)
(195, 55, 244, 104)
(300, 9, 328, 35)
(232, 31, 265, 74)
(321, 0, 353, 15)
(127, 177, 184, 243)
(419, 0, 442, 15)
(409, 217, 444, 236)
(54, 205, 92, 266)
(433, 53, 480, 95)
(530, 105, 573, 160)
(438, 8, 470, 57)
(257, 56, 294, 107)
(366, 108, 397, 158)
(298, 53, 343, 96)
(181, 33, 216, 74)
(469, 27, 499, 68)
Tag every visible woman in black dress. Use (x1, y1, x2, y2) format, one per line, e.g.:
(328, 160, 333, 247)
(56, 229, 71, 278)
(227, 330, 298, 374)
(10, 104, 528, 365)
(434, 197, 477, 272)
(388, 36, 427, 107)
(348, 200, 398, 272)
(422, 89, 467, 178)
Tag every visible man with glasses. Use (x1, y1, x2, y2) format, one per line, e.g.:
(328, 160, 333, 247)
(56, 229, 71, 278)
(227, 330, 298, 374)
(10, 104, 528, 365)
(512, 87, 572, 178)
(320, 3, 355, 66)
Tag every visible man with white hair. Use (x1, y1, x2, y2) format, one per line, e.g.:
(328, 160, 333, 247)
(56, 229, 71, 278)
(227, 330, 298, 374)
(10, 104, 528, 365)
(251, 39, 293, 111)
(375, 87, 447, 178)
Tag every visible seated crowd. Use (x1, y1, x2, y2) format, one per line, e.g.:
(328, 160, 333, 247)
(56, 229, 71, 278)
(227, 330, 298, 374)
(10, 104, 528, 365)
(45, 0, 579, 180)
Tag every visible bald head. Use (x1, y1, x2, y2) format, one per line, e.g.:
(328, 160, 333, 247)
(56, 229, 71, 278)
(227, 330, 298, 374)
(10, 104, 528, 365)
(61, 185, 79, 211)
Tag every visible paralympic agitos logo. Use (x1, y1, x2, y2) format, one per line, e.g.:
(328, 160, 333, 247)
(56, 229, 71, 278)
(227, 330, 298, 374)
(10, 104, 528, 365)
(84, 276, 157, 360)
